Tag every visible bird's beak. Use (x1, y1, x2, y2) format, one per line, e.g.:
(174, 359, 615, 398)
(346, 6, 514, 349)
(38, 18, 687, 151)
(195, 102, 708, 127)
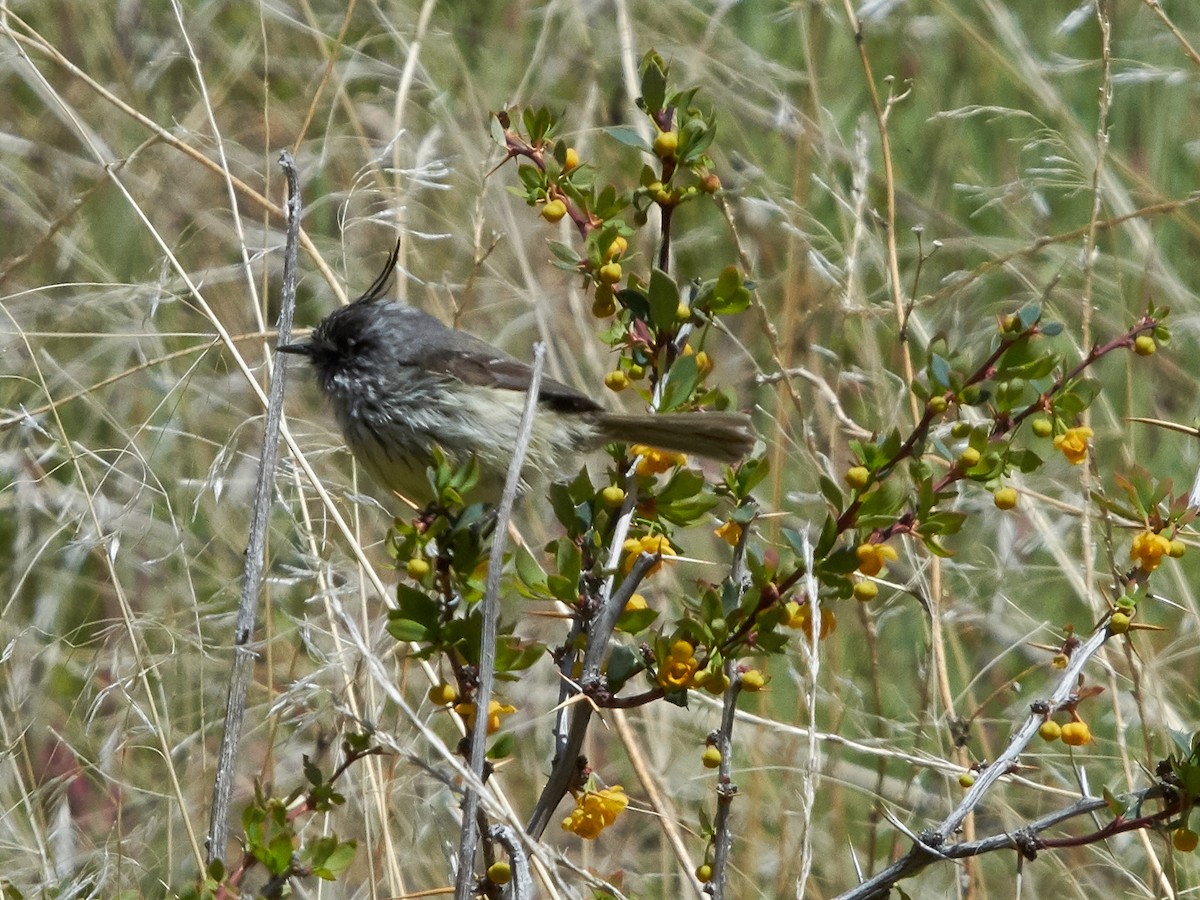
(276, 341, 311, 355)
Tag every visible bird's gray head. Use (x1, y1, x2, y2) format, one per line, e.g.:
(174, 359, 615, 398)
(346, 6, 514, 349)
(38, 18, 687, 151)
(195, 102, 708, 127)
(278, 300, 452, 397)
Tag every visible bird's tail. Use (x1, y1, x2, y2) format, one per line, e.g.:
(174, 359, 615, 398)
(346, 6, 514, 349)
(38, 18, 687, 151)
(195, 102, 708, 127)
(594, 411, 755, 463)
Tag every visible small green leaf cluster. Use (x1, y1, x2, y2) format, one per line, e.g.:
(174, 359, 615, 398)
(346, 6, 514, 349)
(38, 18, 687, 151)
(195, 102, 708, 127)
(383, 453, 544, 762)
(183, 737, 371, 897)
(495, 52, 747, 407)
(759, 302, 1170, 624)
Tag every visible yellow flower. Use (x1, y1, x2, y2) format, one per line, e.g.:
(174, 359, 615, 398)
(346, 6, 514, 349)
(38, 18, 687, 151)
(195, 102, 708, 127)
(631, 444, 688, 476)
(739, 669, 768, 691)
(1060, 721, 1091, 746)
(714, 520, 742, 547)
(657, 639, 699, 690)
(1053, 426, 1093, 465)
(622, 534, 676, 575)
(561, 786, 628, 839)
(785, 601, 837, 641)
(855, 542, 898, 577)
(1130, 530, 1172, 573)
(453, 699, 517, 735)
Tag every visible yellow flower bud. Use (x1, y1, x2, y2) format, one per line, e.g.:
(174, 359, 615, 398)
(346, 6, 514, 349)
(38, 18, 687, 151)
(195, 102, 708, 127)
(993, 487, 1019, 510)
(739, 669, 767, 691)
(1038, 720, 1062, 742)
(845, 466, 871, 490)
(600, 485, 626, 508)
(604, 370, 629, 392)
(853, 580, 879, 602)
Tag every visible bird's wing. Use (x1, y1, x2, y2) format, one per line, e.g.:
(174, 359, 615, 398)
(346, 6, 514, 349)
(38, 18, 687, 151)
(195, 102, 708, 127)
(427, 349, 603, 414)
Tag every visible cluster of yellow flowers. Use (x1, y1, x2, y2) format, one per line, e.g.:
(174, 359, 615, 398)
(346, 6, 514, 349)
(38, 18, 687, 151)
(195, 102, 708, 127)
(657, 639, 700, 690)
(1131, 530, 1171, 572)
(453, 699, 517, 735)
(630, 444, 688, 477)
(785, 601, 837, 641)
(561, 786, 628, 839)
(622, 533, 676, 575)
(855, 542, 898, 577)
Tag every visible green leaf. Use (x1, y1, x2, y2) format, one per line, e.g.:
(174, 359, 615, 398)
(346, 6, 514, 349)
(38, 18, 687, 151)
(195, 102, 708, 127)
(920, 533, 955, 557)
(547, 575, 577, 603)
(1103, 786, 1130, 817)
(648, 267, 681, 331)
(488, 732, 515, 760)
(495, 636, 545, 673)
(616, 606, 659, 635)
(1168, 729, 1196, 757)
(1017, 304, 1041, 329)
(547, 240, 581, 266)
(393, 584, 440, 626)
(818, 474, 844, 511)
(929, 353, 952, 389)
(658, 492, 719, 526)
(639, 53, 668, 114)
(658, 686, 687, 707)
(605, 126, 652, 152)
(554, 536, 582, 586)
(319, 840, 357, 879)
(303, 755, 323, 787)
(920, 510, 967, 537)
(780, 527, 808, 558)
(734, 456, 770, 497)
(617, 286, 650, 322)
(515, 544, 548, 592)
(856, 480, 905, 529)
(731, 500, 759, 525)
(659, 354, 700, 412)
(549, 481, 579, 532)
(489, 113, 508, 148)
(1002, 352, 1059, 381)
(658, 468, 705, 504)
(682, 117, 716, 161)
(606, 644, 644, 690)
(707, 265, 750, 314)
(815, 514, 838, 557)
(387, 617, 432, 643)
(817, 546, 860, 577)
(517, 163, 543, 192)
(1009, 448, 1043, 474)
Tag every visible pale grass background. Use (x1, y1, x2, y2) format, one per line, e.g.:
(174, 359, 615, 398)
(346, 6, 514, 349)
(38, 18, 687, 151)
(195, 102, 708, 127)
(1, 1, 1199, 897)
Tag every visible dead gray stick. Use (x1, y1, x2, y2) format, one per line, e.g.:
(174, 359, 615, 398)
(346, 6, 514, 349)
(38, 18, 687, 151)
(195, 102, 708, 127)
(707, 514, 754, 900)
(834, 623, 1114, 899)
(453, 343, 546, 900)
(205, 150, 300, 863)
(524, 551, 657, 839)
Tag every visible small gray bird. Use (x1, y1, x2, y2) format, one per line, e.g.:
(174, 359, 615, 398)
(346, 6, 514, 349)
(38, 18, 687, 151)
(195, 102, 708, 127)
(279, 244, 754, 504)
